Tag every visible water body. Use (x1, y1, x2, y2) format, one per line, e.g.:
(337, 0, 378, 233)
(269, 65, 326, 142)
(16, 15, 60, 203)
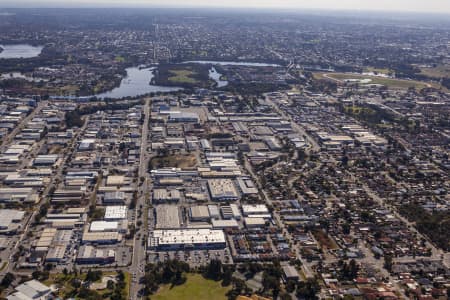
(209, 67, 228, 88)
(0, 44, 43, 59)
(95, 67, 182, 99)
(183, 60, 281, 67)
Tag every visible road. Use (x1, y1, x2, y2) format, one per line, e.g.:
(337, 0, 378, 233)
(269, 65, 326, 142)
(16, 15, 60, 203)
(0, 113, 90, 278)
(130, 98, 151, 300)
(0, 101, 47, 152)
(242, 158, 314, 279)
(264, 95, 320, 152)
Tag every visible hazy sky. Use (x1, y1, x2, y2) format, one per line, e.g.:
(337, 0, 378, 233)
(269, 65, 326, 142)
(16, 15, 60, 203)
(1, 0, 450, 14)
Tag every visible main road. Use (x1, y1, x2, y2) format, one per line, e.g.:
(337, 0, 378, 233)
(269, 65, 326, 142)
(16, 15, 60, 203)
(130, 98, 151, 300)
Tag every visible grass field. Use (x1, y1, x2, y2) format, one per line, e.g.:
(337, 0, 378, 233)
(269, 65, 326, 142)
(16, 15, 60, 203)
(168, 69, 199, 84)
(153, 274, 230, 300)
(420, 64, 450, 78)
(314, 72, 436, 90)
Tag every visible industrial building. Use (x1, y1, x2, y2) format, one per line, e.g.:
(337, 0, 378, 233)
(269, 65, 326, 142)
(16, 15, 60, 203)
(104, 206, 127, 220)
(155, 205, 181, 229)
(0, 209, 25, 233)
(82, 231, 122, 244)
(32, 154, 58, 166)
(221, 204, 241, 220)
(89, 221, 127, 233)
(189, 206, 210, 221)
(244, 217, 267, 228)
(242, 204, 270, 216)
(106, 175, 125, 186)
(6, 280, 51, 300)
(167, 112, 199, 123)
(149, 229, 226, 250)
(103, 191, 126, 204)
(237, 178, 259, 195)
(153, 189, 181, 203)
(207, 179, 239, 201)
(76, 245, 115, 264)
(211, 219, 239, 229)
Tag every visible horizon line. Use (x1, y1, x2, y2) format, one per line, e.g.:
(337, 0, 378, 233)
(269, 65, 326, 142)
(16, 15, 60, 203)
(1, 5, 450, 16)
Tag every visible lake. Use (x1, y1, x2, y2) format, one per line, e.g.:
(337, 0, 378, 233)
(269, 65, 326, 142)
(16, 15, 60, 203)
(94, 67, 182, 99)
(183, 60, 281, 67)
(0, 44, 43, 59)
(209, 67, 228, 88)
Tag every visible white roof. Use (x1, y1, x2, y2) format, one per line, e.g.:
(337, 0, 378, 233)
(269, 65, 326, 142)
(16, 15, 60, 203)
(242, 204, 269, 215)
(151, 229, 225, 246)
(90, 221, 119, 232)
(12, 280, 50, 300)
(104, 206, 127, 220)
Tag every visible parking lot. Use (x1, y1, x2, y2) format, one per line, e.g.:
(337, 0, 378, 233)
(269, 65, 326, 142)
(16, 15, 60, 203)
(147, 248, 232, 267)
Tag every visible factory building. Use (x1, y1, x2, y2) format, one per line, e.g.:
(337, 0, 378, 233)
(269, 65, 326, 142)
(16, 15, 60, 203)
(207, 179, 239, 201)
(76, 245, 115, 264)
(189, 206, 210, 221)
(156, 205, 181, 229)
(104, 206, 127, 220)
(0, 209, 25, 234)
(103, 191, 126, 204)
(149, 229, 226, 250)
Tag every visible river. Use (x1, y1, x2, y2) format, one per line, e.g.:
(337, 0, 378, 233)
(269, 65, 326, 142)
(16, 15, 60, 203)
(0, 44, 43, 59)
(183, 60, 281, 67)
(94, 67, 182, 99)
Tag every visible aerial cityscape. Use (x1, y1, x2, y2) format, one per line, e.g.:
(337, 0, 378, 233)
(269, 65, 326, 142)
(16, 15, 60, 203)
(0, 2, 449, 300)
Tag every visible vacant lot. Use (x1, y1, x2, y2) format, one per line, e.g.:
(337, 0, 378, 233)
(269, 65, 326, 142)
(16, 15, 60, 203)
(153, 274, 230, 300)
(150, 154, 198, 169)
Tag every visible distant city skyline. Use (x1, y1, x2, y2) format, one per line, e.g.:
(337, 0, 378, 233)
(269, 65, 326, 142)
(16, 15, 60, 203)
(1, 0, 450, 14)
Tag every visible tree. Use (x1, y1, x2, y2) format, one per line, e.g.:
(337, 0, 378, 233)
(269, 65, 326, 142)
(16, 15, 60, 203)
(86, 269, 103, 282)
(205, 259, 223, 281)
(296, 278, 320, 299)
(384, 254, 393, 272)
(1, 272, 15, 288)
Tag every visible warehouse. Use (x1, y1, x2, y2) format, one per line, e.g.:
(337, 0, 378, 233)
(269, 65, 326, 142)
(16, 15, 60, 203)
(33, 154, 58, 166)
(0, 209, 25, 233)
(82, 232, 122, 244)
(242, 204, 270, 216)
(244, 217, 267, 228)
(211, 219, 239, 229)
(0, 188, 38, 203)
(149, 229, 226, 250)
(156, 205, 180, 229)
(106, 175, 125, 186)
(207, 179, 239, 201)
(208, 205, 220, 219)
(103, 191, 126, 204)
(153, 189, 181, 203)
(189, 206, 210, 221)
(221, 204, 241, 220)
(89, 221, 127, 233)
(237, 178, 258, 195)
(76, 245, 115, 264)
(167, 112, 199, 123)
(45, 245, 67, 263)
(104, 206, 127, 220)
